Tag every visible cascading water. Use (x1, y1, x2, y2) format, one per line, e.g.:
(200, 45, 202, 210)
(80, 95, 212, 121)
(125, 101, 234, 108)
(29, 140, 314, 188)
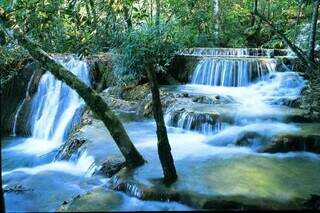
(191, 58, 277, 87)
(30, 56, 90, 142)
(165, 50, 306, 140)
(8, 56, 92, 157)
(179, 48, 291, 57)
(165, 108, 226, 134)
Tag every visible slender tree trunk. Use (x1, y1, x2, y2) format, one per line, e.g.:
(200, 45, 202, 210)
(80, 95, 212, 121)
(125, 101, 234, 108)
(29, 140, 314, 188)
(309, 0, 320, 62)
(150, 0, 153, 24)
(155, 0, 160, 26)
(123, 5, 132, 29)
(251, 1, 256, 27)
(294, 1, 303, 41)
(146, 63, 177, 184)
(267, 0, 271, 20)
(212, 0, 219, 44)
(0, 10, 145, 168)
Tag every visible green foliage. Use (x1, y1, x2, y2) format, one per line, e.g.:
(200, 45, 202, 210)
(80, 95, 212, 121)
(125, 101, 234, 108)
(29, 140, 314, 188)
(1, 0, 317, 53)
(113, 23, 193, 85)
(0, 42, 29, 86)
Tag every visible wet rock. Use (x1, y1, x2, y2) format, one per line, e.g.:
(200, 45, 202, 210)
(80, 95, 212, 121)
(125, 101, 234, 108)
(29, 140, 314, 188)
(303, 194, 320, 210)
(235, 131, 266, 147)
(167, 56, 199, 83)
(103, 86, 124, 98)
(86, 53, 115, 92)
(1, 59, 44, 136)
(269, 97, 302, 108)
(166, 108, 222, 132)
(94, 156, 126, 178)
(258, 134, 320, 154)
(57, 188, 123, 212)
(191, 95, 234, 105)
(136, 90, 177, 118)
(121, 83, 150, 101)
(100, 94, 138, 112)
(108, 167, 274, 210)
(4, 184, 33, 193)
(55, 136, 87, 161)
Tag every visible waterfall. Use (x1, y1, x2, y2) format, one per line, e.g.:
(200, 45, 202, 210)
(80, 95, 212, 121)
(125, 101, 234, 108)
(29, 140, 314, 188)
(9, 56, 91, 156)
(179, 48, 291, 57)
(29, 56, 91, 143)
(191, 58, 277, 87)
(12, 72, 36, 136)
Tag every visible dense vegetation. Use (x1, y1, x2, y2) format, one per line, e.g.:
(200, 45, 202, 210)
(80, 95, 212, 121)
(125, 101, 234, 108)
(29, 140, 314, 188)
(1, 0, 319, 110)
(1, 0, 319, 69)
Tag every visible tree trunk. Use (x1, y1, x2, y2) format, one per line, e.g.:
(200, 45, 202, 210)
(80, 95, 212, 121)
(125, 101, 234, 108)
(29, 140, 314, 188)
(150, 0, 153, 24)
(267, 0, 271, 20)
(0, 10, 145, 168)
(123, 5, 132, 29)
(146, 63, 177, 184)
(155, 0, 160, 26)
(212, 0, 219, 44)
(294, 1, 303, 40)
(309, 0, 319, 62)
(253, 4, 319, 76)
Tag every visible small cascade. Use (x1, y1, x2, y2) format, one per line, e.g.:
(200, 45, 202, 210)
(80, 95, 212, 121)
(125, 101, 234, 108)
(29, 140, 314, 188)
(191, 58, 277, 87)
(12, 72, 36, 136)
(179, 48, 291, 57)
(165, 108, 226, 134)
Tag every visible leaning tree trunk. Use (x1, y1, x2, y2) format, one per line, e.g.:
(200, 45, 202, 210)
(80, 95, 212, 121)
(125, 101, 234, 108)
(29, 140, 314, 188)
(253, 1, 319, 76)
(309, 0, 320, 62)
(0, 9, 145, 168)
(146, 63, 177, 184)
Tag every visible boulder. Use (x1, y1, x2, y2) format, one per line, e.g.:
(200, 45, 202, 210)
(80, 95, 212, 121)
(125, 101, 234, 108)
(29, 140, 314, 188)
(94, 156, 126, 178)
(1, 59, 44, 136)
(191, 95, 234, 105)
(166, 108, 222, 132)
(55, 137, 88, 161)
(258, 134, 320, 154)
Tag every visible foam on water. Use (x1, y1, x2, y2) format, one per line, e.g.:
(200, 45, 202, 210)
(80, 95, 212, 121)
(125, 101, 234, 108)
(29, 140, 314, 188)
(205, 122, 300, 146)
(3, 151, 95, 176)
(179, 70, 305, 118)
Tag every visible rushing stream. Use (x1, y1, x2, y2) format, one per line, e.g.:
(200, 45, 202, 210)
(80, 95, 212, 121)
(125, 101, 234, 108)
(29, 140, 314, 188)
(2, 50, 320, 211)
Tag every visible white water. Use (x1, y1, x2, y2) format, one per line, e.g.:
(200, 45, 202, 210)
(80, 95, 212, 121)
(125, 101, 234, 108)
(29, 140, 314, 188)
(7, 56, 92, 170)
(179, 48, 290, 57)
(15, 56, 91, 155)
(166, 56, 306, 138)
(12, 72, 35, 136)
(3, 151, 95, 177)
(191, 58, 277, 87)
